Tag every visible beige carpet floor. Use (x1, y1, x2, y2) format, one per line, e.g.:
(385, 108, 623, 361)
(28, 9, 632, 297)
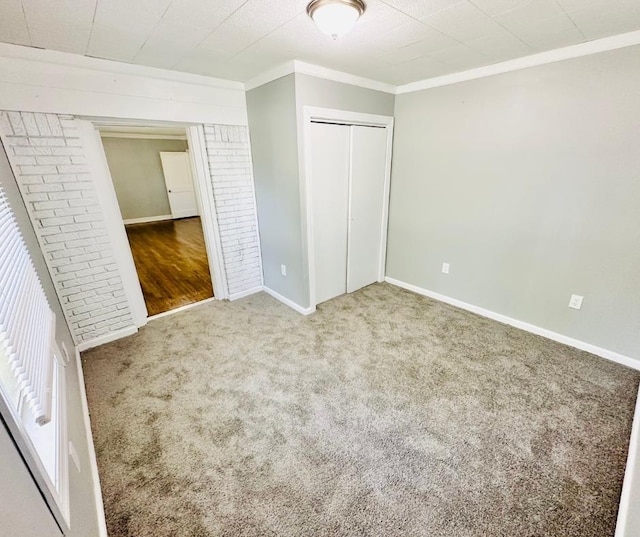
(82, 283, 639, 537)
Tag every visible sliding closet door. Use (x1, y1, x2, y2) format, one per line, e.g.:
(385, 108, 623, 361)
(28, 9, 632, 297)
(347, 125, 388, 293)
(310, 122, 350, 304)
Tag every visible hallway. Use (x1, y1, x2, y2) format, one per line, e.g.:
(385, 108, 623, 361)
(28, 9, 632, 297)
(126, 217, 213, 316)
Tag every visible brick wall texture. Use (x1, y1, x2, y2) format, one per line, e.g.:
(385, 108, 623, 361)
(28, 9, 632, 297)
(0, 113, 264, 344)
(0, 111, 133, 344)
(203, 124, 262, 297)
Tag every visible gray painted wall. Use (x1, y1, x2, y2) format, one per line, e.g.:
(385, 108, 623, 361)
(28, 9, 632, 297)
(387, 46, 640, 358)
(247, 73, 395, 309)
(294, 74, 395, 117)
(101, 137, 187, 221)
(0, 142, 101, 536)
(247, 74, 305, 305)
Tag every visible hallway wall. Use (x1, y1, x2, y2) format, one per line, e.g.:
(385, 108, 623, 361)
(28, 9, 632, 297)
(101, 137, 187, 222)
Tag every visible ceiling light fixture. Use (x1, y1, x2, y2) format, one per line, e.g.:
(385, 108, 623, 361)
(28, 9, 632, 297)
(307, 0, 366, 40)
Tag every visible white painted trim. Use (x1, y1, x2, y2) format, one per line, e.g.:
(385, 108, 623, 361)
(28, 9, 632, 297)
(244, 60, 396, 94)
(385, 277, 640, 370)
(186, 125, 228, 300)
(245, 61, 296, 91)
(77, 120, 149, 328)
(245, 31, 640, 96)
(616, 388, 640, 537)
(262, 286, 315, 315)
(74, 348, 108, 537)
(76, 325, 138, 352)
(0, 43, 244, 91)
(397, 29, 640, 94)
(301, 106, 394, 309)
(100, 132, 187, 141)
(345, 125, 355, 294)
(378, 119, 394, 283)
(229, 285, 264, 301)
(293, 61, 396, 94)
(123, 215, 172, 225)
(146, 297, 217, 322)
(243, 126, 265, 289)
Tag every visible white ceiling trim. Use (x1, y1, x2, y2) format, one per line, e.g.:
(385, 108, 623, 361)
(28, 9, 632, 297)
(2, 29, 639, 101)
(244, 61, 297, 92)
(0, 43, 245, 91)
(244, 60, 396, 94)
(99, 132, 187, 140)
(397, 29, 640, 95)
(293, 61, 396, 94)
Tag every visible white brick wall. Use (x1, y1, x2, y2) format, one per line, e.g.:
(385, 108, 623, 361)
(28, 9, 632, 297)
(0, 111, 134, 344)
(203, 125, 263, 297)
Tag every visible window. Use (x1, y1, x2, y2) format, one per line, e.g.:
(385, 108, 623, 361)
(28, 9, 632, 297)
(0, 184, 69, 528)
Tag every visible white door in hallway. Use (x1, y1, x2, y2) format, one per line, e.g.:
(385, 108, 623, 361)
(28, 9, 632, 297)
(347, 125, 388, 294)
(310, 122, 350, 305)
(309, 121, 390, 306)
(160, 151, 198, 219)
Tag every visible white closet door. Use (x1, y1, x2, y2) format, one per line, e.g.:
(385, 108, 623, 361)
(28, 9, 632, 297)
(347, 125, 388, 293)
(310, 122, 350, 305)
(160, 152, 198, 219)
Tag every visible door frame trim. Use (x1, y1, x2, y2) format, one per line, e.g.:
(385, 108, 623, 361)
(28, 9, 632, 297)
(78, 119, 227, 329)
(301, 106, 394, 310)
(186, 125, 229, 300)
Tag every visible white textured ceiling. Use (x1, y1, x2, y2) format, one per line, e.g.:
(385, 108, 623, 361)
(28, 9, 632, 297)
(1, 0, 639, 85)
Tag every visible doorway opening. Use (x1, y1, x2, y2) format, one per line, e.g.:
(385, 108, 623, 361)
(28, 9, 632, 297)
(97, 125, 214, 317)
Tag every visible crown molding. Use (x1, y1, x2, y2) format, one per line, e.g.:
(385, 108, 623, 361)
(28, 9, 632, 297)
(292, 61, 396, 94)
(244, 61, 297, 91)
(99, 132, 187, 140)
(397, 29, 640, 94)
(3, 28, 640, 99)
(0, 43, 245, 91)
(244, 60, 396, 94)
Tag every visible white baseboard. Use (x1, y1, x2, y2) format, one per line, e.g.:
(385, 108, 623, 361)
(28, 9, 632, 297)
(147, 297, 216, 321)
(76, 325, 138, 352)
(384, 277, 639, 371)
(262, 286, 315, 315)
(616, 388, 640, 537)
(73, 348, 108, 537)
(228, 285, 264, 301)
(123, 214, 172, 225)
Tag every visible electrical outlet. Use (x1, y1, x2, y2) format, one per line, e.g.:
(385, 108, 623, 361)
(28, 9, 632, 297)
(568, 294, 584, 310)
(280, 264, 287, 277)
(442, 262, 450, 274)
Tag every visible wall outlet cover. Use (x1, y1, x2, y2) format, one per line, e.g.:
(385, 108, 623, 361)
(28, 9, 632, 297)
(569, 294, 584, 310)
(442, 263, 450, 274)
(280, 264, 287, 277)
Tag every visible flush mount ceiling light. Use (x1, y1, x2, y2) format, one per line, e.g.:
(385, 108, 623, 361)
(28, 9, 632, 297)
(307, 0, 366, 40)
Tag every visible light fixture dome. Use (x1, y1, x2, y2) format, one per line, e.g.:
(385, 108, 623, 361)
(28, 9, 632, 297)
(307, 0, 366, 40)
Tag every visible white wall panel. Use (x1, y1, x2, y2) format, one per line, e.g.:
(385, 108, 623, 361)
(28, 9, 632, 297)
(0, 44, 247, 126)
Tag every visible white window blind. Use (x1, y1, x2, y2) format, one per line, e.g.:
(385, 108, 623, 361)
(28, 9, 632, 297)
(0, 184, 55, 425)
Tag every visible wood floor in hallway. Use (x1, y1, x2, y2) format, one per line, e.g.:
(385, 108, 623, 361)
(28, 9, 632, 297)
(125, 217, 213, 316)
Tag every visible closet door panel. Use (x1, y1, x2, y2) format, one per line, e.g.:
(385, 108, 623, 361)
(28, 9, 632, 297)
(347, 126, 388, 293)
(310, 122, 350, 304)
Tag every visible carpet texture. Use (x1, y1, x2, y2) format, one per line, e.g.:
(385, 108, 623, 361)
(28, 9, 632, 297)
(82, 283, 639, 537)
